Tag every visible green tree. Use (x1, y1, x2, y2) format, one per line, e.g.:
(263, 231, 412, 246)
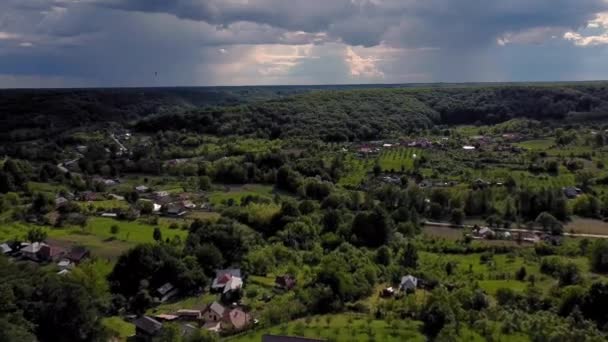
(27, 227, 47, 242)
(535, 212, 563, 235)
(401, 243, 418, 269)
(153, 227, 162, 242)
(590, 240, 608, 273)
(110, 225, 120, 235)
(450, 208, 465, 225)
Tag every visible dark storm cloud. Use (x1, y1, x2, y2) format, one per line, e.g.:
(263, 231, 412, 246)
(90, 0, 608, 47)
(1, 0, 608, 87)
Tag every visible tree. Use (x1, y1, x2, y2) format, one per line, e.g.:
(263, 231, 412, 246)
(199, 175, 212, 191)
(110, 225, 120, 235)
(590, 240, 608, 273)
(373, 163, 382, 177)
(515, 266, 527, 281)
(138, 200, 154, 215)
(27, 227, 47, 242)
(375, 246, 391, 266)
(450, 208, 465, 225)
(559, 263, 582, 286)
(421, 291, 455, 338)
(351, 207, 392, 248)
(153, 227, 162, 242)
(535, 212, 563, 235)
(401, 243, 418, 269)
(195, 243, 225, 275)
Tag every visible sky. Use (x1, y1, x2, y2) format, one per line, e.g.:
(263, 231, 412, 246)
(1, 0, 608, 88)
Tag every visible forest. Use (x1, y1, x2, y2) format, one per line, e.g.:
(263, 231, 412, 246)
(2, 82, 608, 342)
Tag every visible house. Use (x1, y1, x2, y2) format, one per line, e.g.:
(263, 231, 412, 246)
(57, 259, 72, 270)
(222, 307, 252, 331)
(154, 191, 170, 199)
(202, 301, 226, 323)
(419, 180, 431, 188)
(176, 309, 201, 321)
(20, 242, 47, 260)
(55, 197, 68, 208)
(182, 200, 196, 209)
(473, 179, 490, 187)
(275, 275, 296, 290)
(520, 232, 541, 244)
(135, 185, 149, 193)
(164, 203, 187, 217)
(1, 243, 12, 255)
(262, 335, 326, 342)
(133, 316, 163, 340)
(463, 145, 476, 150)
(154, 314, 178, 322)
(109, 193, 125, 201)
(156, 283, 179, 303)
(101, 212, 118, 218)
(399, 275, 418, 293)
(212, 269, 243, 297)
(57, 269, 71, 276)
(67, 246, 90, 263)
(38, 244, 66, 262)
(563, 187, 582, 199)
(475, 227, 495, 239)
(381, 175, 401, 185)
(79, 191, 98, 202)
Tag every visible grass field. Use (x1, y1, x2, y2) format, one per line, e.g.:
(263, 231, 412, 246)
(228, 314, 426, 342)
(378, 148, 421, 173)
(515, 139, 555, 150)
(102, 316, 134, 340)
(338, 155, 372, 188)
(0, 217, 188, 259)
(209, 184, 275, 206)
(147, 293, 218, 315)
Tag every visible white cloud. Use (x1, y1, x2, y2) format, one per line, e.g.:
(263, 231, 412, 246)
(588, 12, 608, 28)
(564, 11, 608, 46)
(0, 32, 20, 40)
(345, 46, 384, 78)
(564, 31, 608, 45)
(497, 27, 565, 46)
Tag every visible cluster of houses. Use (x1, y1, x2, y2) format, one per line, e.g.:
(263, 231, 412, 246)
(471, 226, 551, 244)
(131, 270, 298, 340)
(0, 241, 89, 275)
(134, 300, 253, 340)
(54, 181, 211, 220)
(135, 186, 208, 217)
(132, 268, 256, 340)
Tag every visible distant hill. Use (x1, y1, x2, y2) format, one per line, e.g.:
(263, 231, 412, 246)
(135, 83, 608, 141)
(2, 82, 608, 142)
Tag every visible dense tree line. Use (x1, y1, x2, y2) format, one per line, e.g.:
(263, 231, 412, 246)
(135, 84, 608, 142)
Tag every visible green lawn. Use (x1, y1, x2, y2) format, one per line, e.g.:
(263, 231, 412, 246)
(0, 216, 188, 259)
(338, 155, 372, 188)
(102, 316, 134, 340)
(147, 293, 218, 315)
(515, 139, 555, 150)
(379, 148, 421, 173)
(228, 314, 426, 342)
(209, 184, 275, 206)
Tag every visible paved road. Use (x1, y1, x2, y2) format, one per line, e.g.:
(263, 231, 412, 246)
(423, 221, 608, 239)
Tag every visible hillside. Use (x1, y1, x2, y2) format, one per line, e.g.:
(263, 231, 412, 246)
(135, 83, 608, 141)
